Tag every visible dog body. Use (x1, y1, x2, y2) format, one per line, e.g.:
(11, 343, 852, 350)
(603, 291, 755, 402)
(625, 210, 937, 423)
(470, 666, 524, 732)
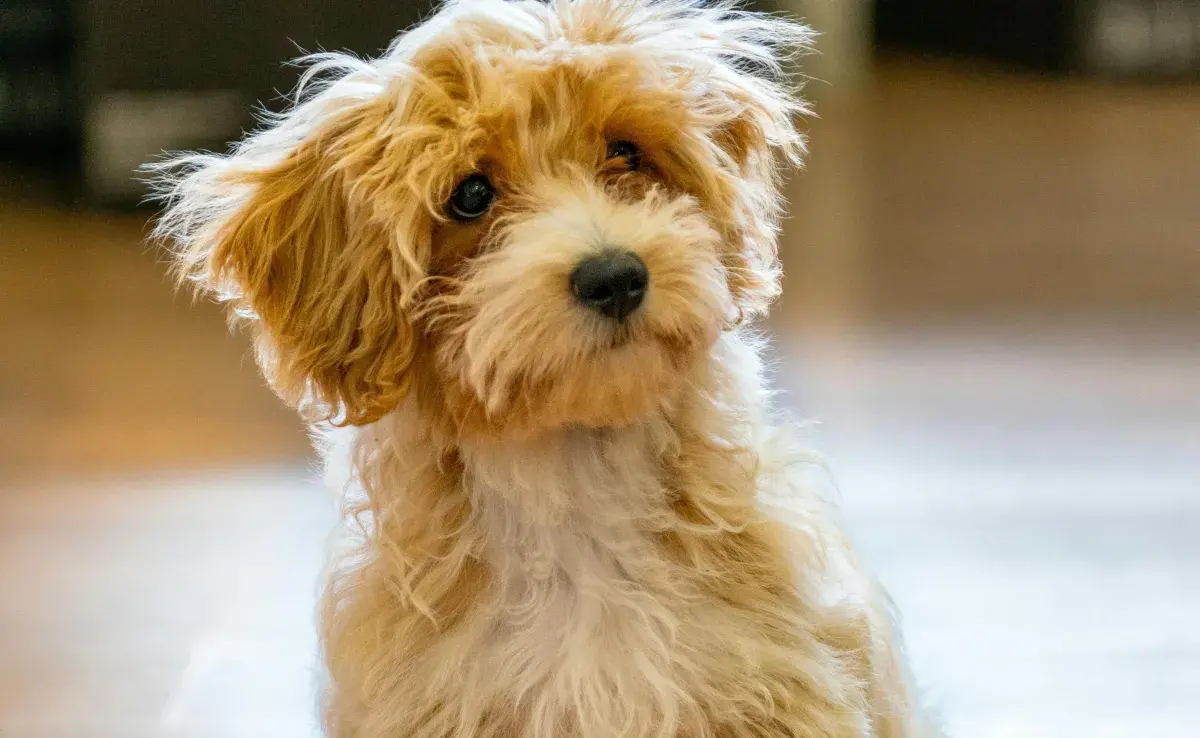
(152, 0, 927, 735)
(319, 332, 921, 737)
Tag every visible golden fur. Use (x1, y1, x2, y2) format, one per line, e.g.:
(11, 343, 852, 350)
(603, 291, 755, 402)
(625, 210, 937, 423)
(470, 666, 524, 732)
(151, 0, 932, 735)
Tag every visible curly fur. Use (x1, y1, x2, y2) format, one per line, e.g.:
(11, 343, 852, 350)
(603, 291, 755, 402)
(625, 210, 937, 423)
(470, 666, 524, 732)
(149, 0, 932, 735)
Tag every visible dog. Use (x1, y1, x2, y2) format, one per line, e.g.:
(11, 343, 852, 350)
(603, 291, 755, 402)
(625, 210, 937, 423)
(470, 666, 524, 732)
(151, 0, 930, 735)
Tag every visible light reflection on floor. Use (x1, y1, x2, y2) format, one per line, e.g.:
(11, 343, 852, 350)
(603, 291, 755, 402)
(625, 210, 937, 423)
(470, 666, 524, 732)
(776, 327, 1200, 738)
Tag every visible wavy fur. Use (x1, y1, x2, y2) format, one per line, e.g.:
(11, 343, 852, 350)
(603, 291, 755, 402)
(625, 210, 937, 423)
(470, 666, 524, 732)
(150, 1, 931, 736)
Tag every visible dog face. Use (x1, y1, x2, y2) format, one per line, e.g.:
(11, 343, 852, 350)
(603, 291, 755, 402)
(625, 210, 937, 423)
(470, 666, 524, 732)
(154, 0, 808, 436)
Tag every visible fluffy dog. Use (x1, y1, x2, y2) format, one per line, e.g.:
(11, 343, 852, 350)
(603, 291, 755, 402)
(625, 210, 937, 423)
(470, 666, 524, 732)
(152, 0, 929, 735)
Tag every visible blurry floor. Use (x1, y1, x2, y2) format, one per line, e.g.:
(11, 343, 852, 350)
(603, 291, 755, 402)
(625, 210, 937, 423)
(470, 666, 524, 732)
(0, 210, 309, 478)
(1, 59, 1198, 738)
(775, 329, 1200, 738)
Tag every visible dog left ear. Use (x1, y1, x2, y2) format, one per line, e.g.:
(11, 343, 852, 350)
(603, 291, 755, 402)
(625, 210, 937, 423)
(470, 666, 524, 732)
(706, 17, 812, 317)
(713, 72, 807, 175)
(153, 96, 420, 426)
(708, 12, 811, 170)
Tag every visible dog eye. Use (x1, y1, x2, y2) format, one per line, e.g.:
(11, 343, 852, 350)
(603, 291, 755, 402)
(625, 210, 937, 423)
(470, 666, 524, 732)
(448, 174, 495, 220)
(606, 140, 641, 171)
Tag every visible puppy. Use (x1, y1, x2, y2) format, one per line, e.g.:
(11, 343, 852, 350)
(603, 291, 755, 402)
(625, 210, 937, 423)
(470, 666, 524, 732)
(152, 0, 929, 735)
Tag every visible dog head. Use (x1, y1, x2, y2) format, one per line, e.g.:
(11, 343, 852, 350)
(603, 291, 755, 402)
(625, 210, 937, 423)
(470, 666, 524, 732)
(153, 0, 809, 438)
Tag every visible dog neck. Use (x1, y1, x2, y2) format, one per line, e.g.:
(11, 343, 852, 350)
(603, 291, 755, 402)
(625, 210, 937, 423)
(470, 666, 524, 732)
(453, 330, 763, 517)
(469, 417, 681, 534)
(331, 332, 766, 568)
(452, 420, 681, 600)
(460, 418, 677, 516)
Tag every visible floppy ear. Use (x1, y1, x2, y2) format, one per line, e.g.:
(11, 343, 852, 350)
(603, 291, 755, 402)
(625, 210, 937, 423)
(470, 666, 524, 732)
(152, 91, 419, 426)
(704, 14, 812, 316)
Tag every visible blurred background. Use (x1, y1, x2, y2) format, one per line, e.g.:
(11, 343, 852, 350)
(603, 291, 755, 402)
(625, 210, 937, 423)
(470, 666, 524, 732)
(1, 1, 1198, 736)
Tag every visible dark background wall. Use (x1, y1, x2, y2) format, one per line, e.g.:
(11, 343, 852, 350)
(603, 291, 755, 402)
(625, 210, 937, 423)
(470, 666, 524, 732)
(5, 0, 1200, 200)
(877, 0, 1200, 75)
(79, 0, 431, 103)
(875, 0, 1078, 71)
(1, 0, 432, 198)
(0, 1, 76, 163)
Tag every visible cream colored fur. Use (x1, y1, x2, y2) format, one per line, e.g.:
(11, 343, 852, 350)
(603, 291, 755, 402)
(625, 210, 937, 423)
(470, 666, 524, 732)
(319, 334, 928, 737)
(149, 0, 934, 735)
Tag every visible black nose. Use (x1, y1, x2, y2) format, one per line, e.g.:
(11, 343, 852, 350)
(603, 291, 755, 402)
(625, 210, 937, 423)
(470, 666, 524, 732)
(570, 251, 648, 321)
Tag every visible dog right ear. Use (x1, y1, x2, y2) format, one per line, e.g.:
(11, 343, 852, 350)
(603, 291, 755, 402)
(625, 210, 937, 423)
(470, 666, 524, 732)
(151, 76, 423, 426)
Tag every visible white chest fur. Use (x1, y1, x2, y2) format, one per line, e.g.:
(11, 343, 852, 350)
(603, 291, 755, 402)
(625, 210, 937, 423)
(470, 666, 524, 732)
(317, 334, 908, 737)
(457, 422, 699, 733)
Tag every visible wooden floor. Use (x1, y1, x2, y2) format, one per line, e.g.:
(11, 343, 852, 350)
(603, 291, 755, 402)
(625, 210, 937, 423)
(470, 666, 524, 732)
(1, 59, 1198, 737)
(0, 210, 309, 479)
